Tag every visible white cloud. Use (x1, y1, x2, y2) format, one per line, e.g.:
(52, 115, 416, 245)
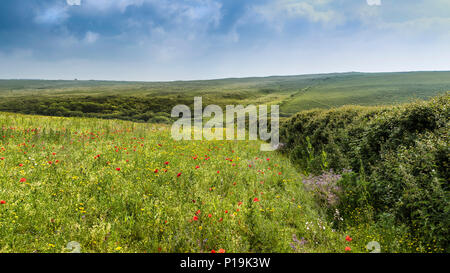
(284, 1, 337, 23)
(376, 17, 450, 37)
(34, 6, 69, 24)
(80, 0, 222, 27)
(83, 0, 144, 13)
(67, 0, 81, 6)
(83, 31, 99, 44)
(367, 0, 381, 6)
(251, 0, 345, 30)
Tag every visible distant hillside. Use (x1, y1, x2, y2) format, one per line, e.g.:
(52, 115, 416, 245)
(0, 71, 449, 120)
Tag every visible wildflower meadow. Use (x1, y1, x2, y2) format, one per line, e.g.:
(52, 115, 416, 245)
(0, 112, 354, 253)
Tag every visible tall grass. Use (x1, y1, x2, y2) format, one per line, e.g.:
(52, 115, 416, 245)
(0, 112, 353, 253)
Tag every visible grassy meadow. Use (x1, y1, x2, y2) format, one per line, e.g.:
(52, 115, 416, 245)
(0, 112, 340, 253)
(0, 72, 448, 253)
(0, 110, 433, 253)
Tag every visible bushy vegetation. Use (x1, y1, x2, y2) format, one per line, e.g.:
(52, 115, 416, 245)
(0, 96, 184, 124)
(280, 94, 449, 252)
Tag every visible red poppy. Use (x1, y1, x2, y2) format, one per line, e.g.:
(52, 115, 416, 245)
(20, 178, 26, 183)
(218, 249, 225, 253)
(211, 249, 216, 253)
(154, 169, 158, 173)
(48, 161, 53, 165)
(177, 172, 182, 177)
(345, 235, 352, 242)
(193, 216, 199, 221)
(0, 157, 4, 160)
(225, 210, 228, 214)
(345, 246, 351, 252)
(19, 163, 23, 167)
(208, 214, 212, 218)
(195, 165, 200, 169)
(217, 171, 220, 174)
(0, 200, 5, 205)
(253, 197, 259, 202)
(196, 209, 201, 215)
(164, 161, 169, 165)
(116, 168, 121, 171)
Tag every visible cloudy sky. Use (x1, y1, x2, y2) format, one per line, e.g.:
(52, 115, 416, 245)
(0, 0, 449, 81)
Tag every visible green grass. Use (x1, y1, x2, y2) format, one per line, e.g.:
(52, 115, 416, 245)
(1, 71, 449, 119)
(279, 71, 450, 115)
(0, 72, 447, 253)
(0, 111, 424, 253)
(0, 112, 349, 253)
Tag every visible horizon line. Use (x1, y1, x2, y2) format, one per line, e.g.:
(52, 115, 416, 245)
(1, 70, 450, 84)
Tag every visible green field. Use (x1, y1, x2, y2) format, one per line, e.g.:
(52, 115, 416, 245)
(0, 112, 362, 253)
(1, 109, 438, 253)
(0, 72, 448, 253)
(1, 71, 449, 120)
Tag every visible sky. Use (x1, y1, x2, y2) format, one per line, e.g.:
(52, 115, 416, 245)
(0, 0, 449, 81)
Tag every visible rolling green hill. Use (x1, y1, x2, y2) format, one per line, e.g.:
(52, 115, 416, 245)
(0, 71, 449, 120)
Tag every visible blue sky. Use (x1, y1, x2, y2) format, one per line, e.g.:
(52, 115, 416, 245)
(0, 0, 449, 81)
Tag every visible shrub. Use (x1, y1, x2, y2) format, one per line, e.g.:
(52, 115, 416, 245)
(280, 93, 450, 251)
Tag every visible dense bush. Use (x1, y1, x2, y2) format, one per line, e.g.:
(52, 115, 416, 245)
(280, 94, 449, 251)
(0, 95, 193, 124)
